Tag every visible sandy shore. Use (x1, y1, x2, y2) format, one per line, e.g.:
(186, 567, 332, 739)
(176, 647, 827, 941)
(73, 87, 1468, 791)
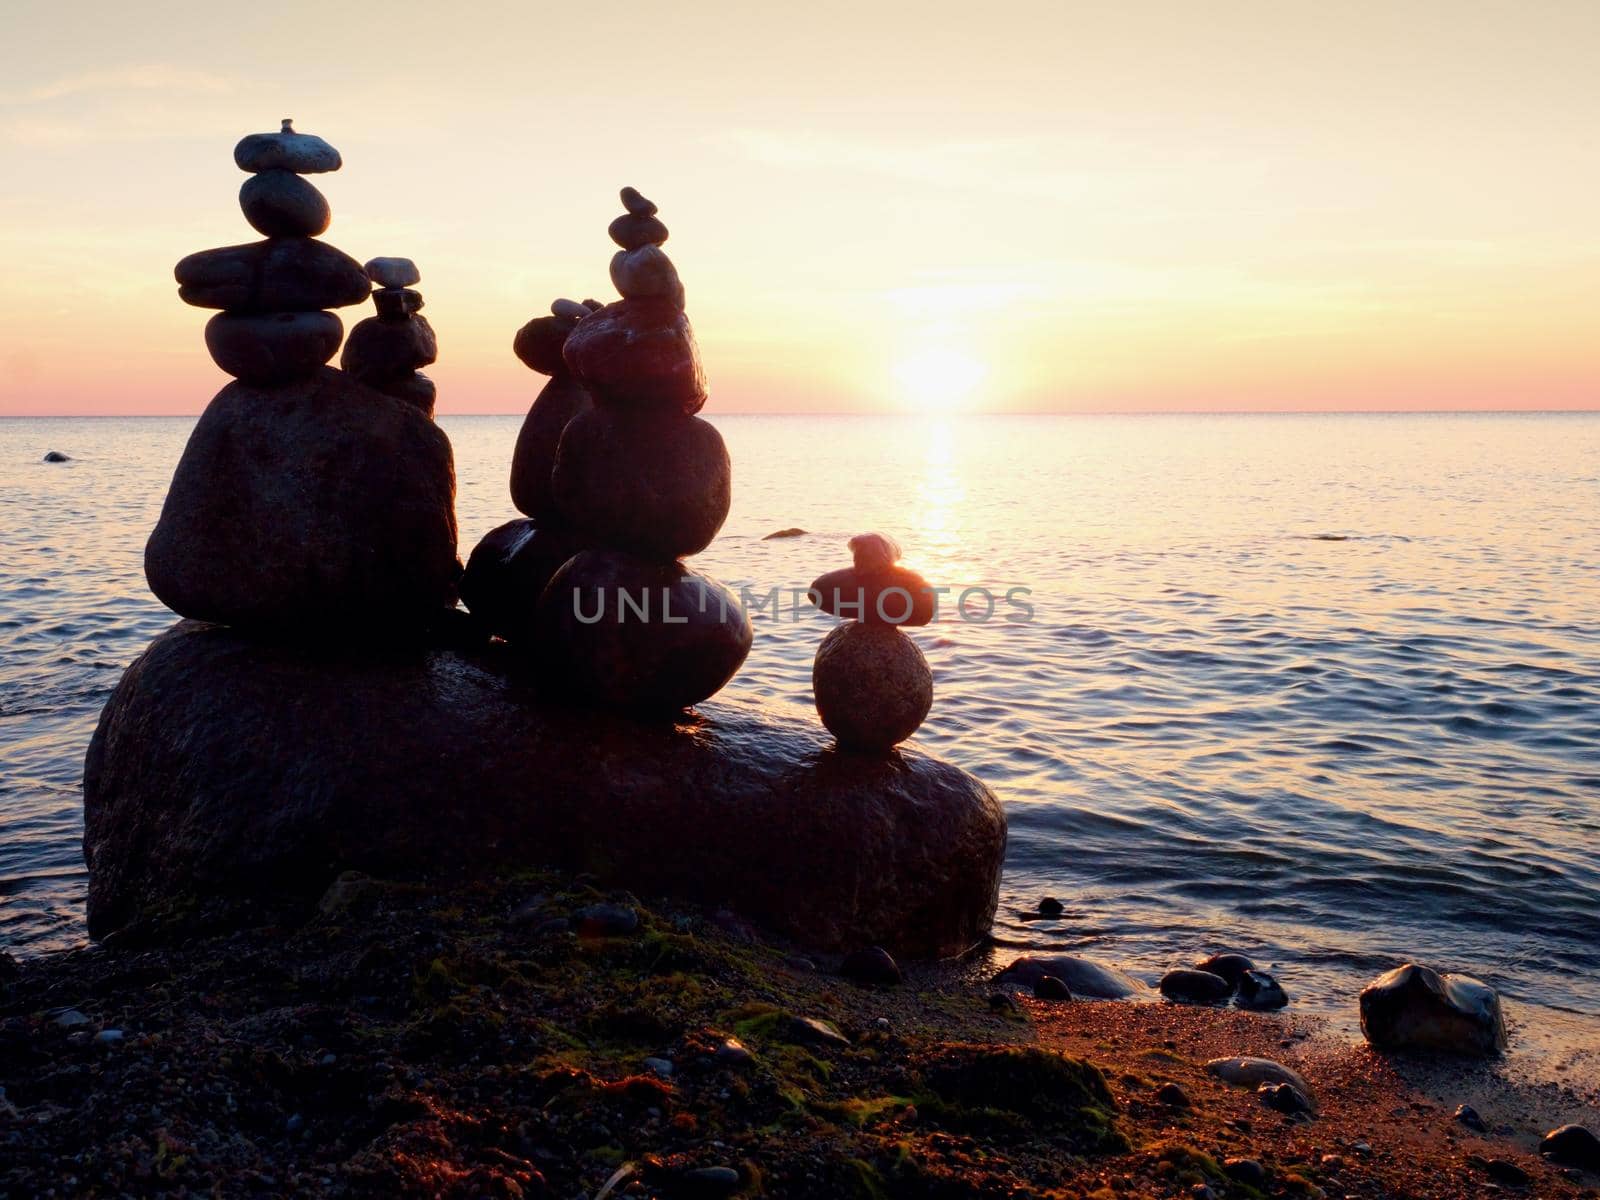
(2, 873, 1596, 1198)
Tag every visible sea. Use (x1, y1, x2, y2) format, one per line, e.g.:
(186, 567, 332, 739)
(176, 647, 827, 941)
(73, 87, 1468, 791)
(3, 411, 1598, 1089)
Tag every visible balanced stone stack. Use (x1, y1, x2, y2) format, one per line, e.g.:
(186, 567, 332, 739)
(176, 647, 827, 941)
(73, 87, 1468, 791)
(809, 533, 937, 750)
(146, 120, 459, 636)
(340, 257, 438, 415)
(465, 188, 750, 714)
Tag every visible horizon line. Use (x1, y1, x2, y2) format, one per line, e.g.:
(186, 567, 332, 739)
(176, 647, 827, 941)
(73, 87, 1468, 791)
(6, 407, 1600, 419)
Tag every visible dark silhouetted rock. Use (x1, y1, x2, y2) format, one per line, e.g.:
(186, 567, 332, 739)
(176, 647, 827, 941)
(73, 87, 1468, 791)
(1223, 1159, 1267, 1188)
(82, 619, 1005, 957)
(551, 298, 590, 321)
(1259, 1081, 1312, 1115)
(239, 169, 330, 237)
(1359, 963, 1506, 1056)
(458, 518, 585, 644)
(512, 314, 579, 376)
(175, 238, 371, 312)
(1037, 896, 1065, 917)
(510, 375, 591, 519)
(143, 368, 458, 634)
(1033, 975, 1073, 1001)
(810, 565, 937, 626)
(372, 287, 423, 319)
(339, 313, 437, 380)
(812, 623, 932, 750)
(562, 298, 707, 414)
(762, 527, 807, 540)
(234, 120, 341, 173)
(203, 310, 342, 384)
(537, 549, 751, 713)
(1160, 968, 1232, 1005)
(371, 371, 437, 417)
(841, 946, 901, 987)
(1237, 968, 1289, 1010)
(42, 450, 71, 463)
(1156, 1082, 1191, 1108)
(609, 213, 669, 249)
(1194, 952, 1255, 987)
(995, 955, 1145, 999)
(551, 406, 730, 560)
(609, 244, 683, 304)
(1541, 1124, 1600, 1170)
(620, 186, 657, 217)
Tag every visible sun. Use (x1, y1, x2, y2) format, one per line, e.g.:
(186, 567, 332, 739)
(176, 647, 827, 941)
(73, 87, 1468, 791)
(892, 346, 988, 413)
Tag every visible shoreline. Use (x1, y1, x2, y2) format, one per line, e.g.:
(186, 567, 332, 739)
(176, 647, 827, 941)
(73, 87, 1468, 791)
(4, 873, 1597, 1198)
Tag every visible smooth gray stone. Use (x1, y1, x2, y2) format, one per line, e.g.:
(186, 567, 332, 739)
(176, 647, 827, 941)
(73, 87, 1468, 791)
(608, 213, 669, 250)
(238, 170, 330, 238)
(1159, 968, 1233, 1005)
(82, 620, 1005, 957)
(1359, 963, 1506, 1056)
(609, 245, 683, 304)
(175, 238, 371, 312)
(364, 257, 419, 288)
(993, 955, 1146, 999)
(812, 624, 932, 751)
(550, 298, 591, 321)
(619, 185, 657, 216)
(1205, 1057, 1317, 1108)
(233, 120, 341, 174)
(204, 310, 342, 385)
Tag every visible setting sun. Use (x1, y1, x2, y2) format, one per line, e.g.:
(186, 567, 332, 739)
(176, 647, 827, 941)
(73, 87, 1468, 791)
(892, 346, 988, 413)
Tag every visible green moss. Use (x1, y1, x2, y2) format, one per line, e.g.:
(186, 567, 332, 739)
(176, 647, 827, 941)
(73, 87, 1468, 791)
(809, 1095, 913, 1128)
(920, 1045, 1126, 1153)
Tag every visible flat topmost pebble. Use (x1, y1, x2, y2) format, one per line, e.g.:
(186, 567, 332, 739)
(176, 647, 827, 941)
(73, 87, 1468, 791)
(234, 119, 342, 175)
(365, 257, 420, 288)
(551, 298, 591, 321)
(620, 186, 657, 217)
(849, 532, 902, 574)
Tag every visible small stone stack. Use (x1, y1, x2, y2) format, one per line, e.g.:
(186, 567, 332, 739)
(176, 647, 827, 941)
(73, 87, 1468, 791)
(809, 533, 936, 751)
(485, 188, 749, 714)
(178, 119, 371, 386)
(340, 257, 438, 415)
(146, 121, 460, 636)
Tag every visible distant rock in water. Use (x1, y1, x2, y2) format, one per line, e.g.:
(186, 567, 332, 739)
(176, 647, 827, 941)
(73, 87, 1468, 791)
(42, 450, 71, 463)
(1358, 963, 1506, 1056)
(762, 527, 808, 540)
(82, 620, 1005, 957)
(994, 955, 1144, 999)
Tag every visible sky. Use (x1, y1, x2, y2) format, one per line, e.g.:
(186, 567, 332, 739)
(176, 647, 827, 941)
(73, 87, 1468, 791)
(1, 0, 1597, 415)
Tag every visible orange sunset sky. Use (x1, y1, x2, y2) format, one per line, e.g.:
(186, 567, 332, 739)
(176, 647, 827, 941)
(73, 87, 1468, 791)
(2, 0, 1597, 416)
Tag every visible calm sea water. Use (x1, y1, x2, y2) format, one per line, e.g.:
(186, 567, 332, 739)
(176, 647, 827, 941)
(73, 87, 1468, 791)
(3, 412, 1598, 1081)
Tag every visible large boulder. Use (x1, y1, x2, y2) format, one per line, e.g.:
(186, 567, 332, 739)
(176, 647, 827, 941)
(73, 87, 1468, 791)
(144, 368, 459, 634)
(82, 620, 1005, 958)
(1358, 963, 1507, 1056)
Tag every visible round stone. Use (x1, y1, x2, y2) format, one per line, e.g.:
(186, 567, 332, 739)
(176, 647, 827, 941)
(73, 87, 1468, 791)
(203, 311, 342, 385)
(175, 238, 371, 312)
(609, 245, 683, 305)
(458, 518, 587, 644)
(561, 298, 707, 414)
(552, 405, 731, 560)
(370, 371, 437, 418)
(812, 623, 933, 751)
(1159, 968, 1233, 1005)
(238, 170, 330, 237)
(849, 532, 901, 574)
(608, 213, 670, 250)
(372, 287, 423, 319)
(513, 314, 579, 376)
(1237, 969, 1289, 1011)
(550, 298, 591, 321)
(510, 375, 591, 519)
(620, 186, 657, 216)
(233, 120, 341, 174)
(809, 565, 937, 626)
(340, 314, 437, 381)
(536, 549, 752, 715)
(1194, 953, 1255, 986)
(364, 257, 420, 288)
(582, 298, 603, 311)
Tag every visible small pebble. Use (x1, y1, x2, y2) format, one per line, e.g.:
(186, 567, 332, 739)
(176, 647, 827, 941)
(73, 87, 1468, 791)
(986, 992, 1019, 1014)
(840, 946, 901, 987)
(1455, 1103, 1487, 1131)
(364, 257, 420, 288)
(683, 1165, 739, 1194)
(714, 1037, 752, 1066)
(1156, 1082, 1191, 1109)
(53, 1009, 91, 1029)
(1034, 975, 1073, 1001)
(1223, 1158, 1267, 1187)
(1258, 1081, 1313, 1115)
(620, 186, 658, 216)
(642, 1056, 674, 1077)
(1036, 896, 1065, 918)
(93, 1029, 124, 1046)
(574, 903, 639, 937)
(551, 298, 591, 321)
(285, 1113, 304, 1134)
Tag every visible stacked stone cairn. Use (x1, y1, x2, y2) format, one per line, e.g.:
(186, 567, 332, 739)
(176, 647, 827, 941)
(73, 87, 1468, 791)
(809, 533, 937, 750)
(340, 257, 438, 416)
(146, 119, 459, 636)
(460, 188, 752, 714)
